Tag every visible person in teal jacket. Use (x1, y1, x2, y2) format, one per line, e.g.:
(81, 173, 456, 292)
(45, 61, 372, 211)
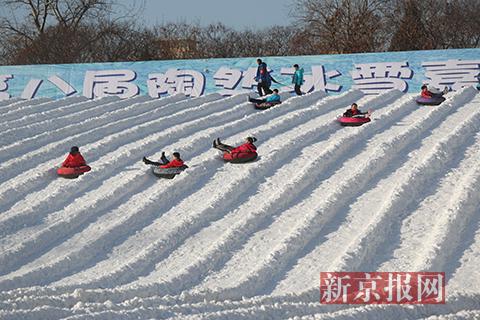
(248, 89, 281, 105)
(292, 64, 304, 95)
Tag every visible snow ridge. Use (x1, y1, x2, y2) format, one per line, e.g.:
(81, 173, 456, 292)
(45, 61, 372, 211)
(1, 88, 479, 319)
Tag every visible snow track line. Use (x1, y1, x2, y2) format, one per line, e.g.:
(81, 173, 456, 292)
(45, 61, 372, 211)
(0, 97, 21, 109)
(379, 130, 480, 274)
(0, 91, 347, 290)
(272, 88, 480, 298)
(39, 92, 362, 291)
(0, 91, 329, 283)
(411, 151, 480, 277)
(0, 94, 213, 146)
(0, 94, 245, 238)
(2, 292, 478, 320)
(0, 96, 92, 133)
(0, 89, 479, 318)
(0, 94, 229, 213)
(0, 97, 118, 143)
(326, 89, 480, 274)
(190, 88, 476, 301)
(0, 91, 339, 289)
(0, 95, 163, 163)
(0, 96, 118, 132)
(0, 97, 52, 122)
(448, 221, 480, 293)
(0, 97, 78, 124)
(109, 91, 407, 296)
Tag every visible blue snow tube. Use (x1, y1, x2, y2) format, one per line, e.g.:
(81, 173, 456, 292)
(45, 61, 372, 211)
(416, 96, 445, 106)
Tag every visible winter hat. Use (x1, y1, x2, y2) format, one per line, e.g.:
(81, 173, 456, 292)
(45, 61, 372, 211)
(70, 146, 79, 154)
(246, 137, 257, 143)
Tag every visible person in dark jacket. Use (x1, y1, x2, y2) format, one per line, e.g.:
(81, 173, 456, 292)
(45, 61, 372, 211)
(143, 152, 186, 168)
(62, 146, 87, 168)
(343, 103, 368, 117)
(213, 137, 257, 154)
(248, 89, 281, 105)
(292, 64, 304, 96)
(255, 59, 273, 96)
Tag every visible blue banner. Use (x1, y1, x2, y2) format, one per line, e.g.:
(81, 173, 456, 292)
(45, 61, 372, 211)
(0, 48, 479, 100)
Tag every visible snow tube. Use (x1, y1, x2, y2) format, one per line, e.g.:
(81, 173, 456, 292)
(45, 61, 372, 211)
(416, 96, 445, 106)
(254, 101, 281, 110)
(57, 165, 91, 178)
(151, 165, 188, 179)
(223, 151, 258, 163)
(338, 116, 371, 127)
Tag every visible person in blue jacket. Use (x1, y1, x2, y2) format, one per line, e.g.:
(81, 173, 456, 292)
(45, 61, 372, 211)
(255, 58, 273, 96)
(292, 64, 304, 95)
(248, 89, 281, 105)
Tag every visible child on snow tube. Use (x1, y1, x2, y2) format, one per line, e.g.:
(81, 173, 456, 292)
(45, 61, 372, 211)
(249, 89, 281, 109)
(421, 84, 448, 99)
(62, 146, 87, 167)
(343, 103, 368, 118)
(417, 84, 448, 105)
(58, 146, 91, 177)
(143, 152, 188, 178)
(213, 137, 258, 163)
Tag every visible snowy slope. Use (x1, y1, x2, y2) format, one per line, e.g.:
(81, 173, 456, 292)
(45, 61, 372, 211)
(0, 88, 480, 319)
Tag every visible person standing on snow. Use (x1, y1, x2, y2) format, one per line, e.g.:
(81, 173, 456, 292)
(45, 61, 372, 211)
(292, 64, 304, 95)
(62, 146, 87, 168)
(255, 58, 273, 96)
(143, 152, 186, 168)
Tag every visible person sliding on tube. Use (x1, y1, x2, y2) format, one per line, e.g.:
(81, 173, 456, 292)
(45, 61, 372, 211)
(421, 84, 449, 98)
(62, 146, 87, 168)
(343, 103, 368, 118)
(143, 152, 186, 168)
(213, 137, 257, 154)
(248, 89, 281, 105)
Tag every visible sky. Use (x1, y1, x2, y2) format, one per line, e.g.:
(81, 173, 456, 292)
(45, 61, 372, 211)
(120, 0, 294, 30)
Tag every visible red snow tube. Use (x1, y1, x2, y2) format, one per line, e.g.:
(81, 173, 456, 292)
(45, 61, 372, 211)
(338, 116, 371, 127)
(57, 165, 91, 178)
(223, 151, 258, 163)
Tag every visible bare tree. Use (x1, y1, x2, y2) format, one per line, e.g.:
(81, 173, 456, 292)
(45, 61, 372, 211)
(0, 0, 144, 64)
(389, 0, 431, 51)
(293, 0, 394, 53)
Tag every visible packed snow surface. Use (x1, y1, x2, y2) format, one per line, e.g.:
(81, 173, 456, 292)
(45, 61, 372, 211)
(1, 89, 480, 319)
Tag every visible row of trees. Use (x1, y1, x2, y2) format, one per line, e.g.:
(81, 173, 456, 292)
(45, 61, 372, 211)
(0, 0, 479, 65)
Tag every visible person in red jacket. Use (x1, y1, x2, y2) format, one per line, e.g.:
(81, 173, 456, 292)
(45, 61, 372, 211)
(213, 137, 257, 154)
(62, 146, 87, 168)
(421, 84, 449, 98)
(143, 152, 186, 168)
(343, 103, 368, 118)
(421, 85, 433, 98)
